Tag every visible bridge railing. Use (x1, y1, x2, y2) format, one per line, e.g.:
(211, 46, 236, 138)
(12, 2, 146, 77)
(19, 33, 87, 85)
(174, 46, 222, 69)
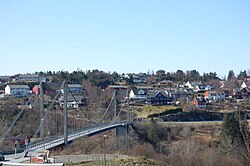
(25, 122, 128, 153)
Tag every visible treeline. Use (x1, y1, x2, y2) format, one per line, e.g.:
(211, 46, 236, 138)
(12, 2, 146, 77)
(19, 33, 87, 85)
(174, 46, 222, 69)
(36, 69, 249, 89)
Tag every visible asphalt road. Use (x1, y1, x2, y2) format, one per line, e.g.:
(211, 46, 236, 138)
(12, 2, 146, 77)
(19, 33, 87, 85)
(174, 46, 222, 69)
(53, 154, 128, 164)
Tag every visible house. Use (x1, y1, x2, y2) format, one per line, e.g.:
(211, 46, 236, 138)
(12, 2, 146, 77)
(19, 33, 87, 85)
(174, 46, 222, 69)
(32, 83, 60, 95)
(5, 85, 30, 96)
(233, 88, 243, 99)
(194, 85, 206, 92)
(241, 82, 250, 89)
(165, 89, 189, 101)
(131, 74, 147, 84)
(58, 95, 86, 108)
(157, 80, 173, 88)
(184, 81, 202, 89)
(204, 84, 215, 91)
(18, 74, 40, 82)
(240, 87, 250, 99)
(184, 88, 194, 95)
(192, 97, 207, 108)
(172, 90, 189, 101)
(0, 76, 10, 84)
(146, 90, 171, 105)
(129, 86, 153, 102)
(61, 84, 84, 94)
(204, 90, 225, 101)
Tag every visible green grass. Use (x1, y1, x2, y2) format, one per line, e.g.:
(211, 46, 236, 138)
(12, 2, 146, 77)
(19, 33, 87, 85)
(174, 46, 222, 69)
(131, 105, 179, 118)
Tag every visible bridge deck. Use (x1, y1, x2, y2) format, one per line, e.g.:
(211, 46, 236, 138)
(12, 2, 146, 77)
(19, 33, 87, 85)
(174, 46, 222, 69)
(25, 122, 127, 153)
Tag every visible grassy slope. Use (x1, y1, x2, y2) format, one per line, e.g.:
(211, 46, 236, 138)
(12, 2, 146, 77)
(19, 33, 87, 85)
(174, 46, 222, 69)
(131, 105, 178, 118)
(66, 157, 167, 166)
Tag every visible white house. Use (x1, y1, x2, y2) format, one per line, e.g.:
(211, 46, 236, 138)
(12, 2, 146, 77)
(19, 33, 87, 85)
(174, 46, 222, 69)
(185, 81, 202, 89)
(241, 82, 250, 89)
(129, 86, 153, 102)
(58, 95, 85, 108)
(5, 85, 30, 96)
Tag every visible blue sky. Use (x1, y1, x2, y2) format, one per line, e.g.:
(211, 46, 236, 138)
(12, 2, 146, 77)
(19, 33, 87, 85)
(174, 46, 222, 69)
(0, 0, 249, 77)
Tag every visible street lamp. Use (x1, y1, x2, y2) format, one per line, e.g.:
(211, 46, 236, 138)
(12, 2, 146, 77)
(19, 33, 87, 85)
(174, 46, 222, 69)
(103, 135, 107, 166)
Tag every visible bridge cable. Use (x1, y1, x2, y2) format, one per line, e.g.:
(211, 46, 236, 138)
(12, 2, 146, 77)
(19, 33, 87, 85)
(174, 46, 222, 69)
(0, 96, 34, 145)
(110, 89, 129, 124)
(33, 82, 65, 138)
(67, 86, 116, 127)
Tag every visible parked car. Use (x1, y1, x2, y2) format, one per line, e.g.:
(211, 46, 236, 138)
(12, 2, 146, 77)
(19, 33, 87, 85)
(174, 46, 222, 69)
(0, 154, 5, 161)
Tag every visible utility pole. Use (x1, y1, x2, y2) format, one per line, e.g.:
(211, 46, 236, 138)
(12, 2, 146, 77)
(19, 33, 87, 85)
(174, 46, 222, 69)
(63, 81, 68, 145)
(103, 135, 107, 166)
(39, 82, 45, 141)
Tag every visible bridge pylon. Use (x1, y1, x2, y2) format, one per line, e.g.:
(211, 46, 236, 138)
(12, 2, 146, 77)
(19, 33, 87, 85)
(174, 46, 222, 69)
(63, 81, 68, 145)
(39, 81, 45, 141)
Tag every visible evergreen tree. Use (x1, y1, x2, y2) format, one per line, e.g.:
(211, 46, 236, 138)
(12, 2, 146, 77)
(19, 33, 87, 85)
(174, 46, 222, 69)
(220, 112, 249, 155)
(227, 70, 235, 81)
(238, 70, 247, 80)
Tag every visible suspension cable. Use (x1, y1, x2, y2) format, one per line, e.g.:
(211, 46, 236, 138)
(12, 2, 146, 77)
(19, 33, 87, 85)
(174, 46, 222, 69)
(110, 88, 129, 124)
(33, 82, 64, 137)
(67, 85, 116, 126)
(0, 96, 34, 145)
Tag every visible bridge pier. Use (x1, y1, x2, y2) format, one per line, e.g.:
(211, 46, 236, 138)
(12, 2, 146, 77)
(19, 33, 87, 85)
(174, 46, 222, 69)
(115, 126, 127, 150)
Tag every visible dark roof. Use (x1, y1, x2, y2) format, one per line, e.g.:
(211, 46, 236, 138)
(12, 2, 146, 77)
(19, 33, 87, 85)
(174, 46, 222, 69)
(158, 80, 173, 84)
(233, 88, 241, 93)
(68, 84, 82, 88)
(136, 86, 153, 90)
(7, 85, 30, 89)
(45, 82, 62, 91)
(195, 97, 206, 103)
(0, 76, 10, 80)
(19, 74, 39, 78)
(107, 85, 128, 89)
(147, 90, 168, 98)
(58, 95, 84, 102)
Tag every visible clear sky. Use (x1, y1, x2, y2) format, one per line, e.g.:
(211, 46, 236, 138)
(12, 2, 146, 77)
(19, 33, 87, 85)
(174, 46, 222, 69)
(0, 0, 249, 77)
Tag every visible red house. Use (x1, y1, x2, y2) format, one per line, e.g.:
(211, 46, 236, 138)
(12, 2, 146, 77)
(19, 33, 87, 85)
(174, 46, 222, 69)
(32, 85, 39, 95)
(192, 97, 206, 108)
(32, 84, 58, 95)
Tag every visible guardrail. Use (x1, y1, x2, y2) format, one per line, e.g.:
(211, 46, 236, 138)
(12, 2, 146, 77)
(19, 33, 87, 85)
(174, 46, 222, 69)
(25, 122, 127, 153)
(0, 162, 64, 166)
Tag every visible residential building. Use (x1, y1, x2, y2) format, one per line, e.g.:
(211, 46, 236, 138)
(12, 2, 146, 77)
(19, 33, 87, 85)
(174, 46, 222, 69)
(240, 87, 250, 99)
(18, 74, 40, 82)
(61, 84, 84, 94)
(241, 81, 250, 89)
(5, 85, 30, 96)
(233, 88, 243, 99)
(204, 90, 225, 101)
(157, 80, 174, 88)
(129, 86, 153, 102)
(184, 81, 202, 89)
(58, 95, 85, 108)
(172, 90, 189, 101)
(132, 74, 147, 84)
(192, 97, 207, 108)
(32, 82, 60, 95)
(146, 90, 171, 105)
(0, 76, 10, 84)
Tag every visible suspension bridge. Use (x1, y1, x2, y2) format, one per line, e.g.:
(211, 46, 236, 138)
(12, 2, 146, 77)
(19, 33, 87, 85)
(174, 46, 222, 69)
(0, 81, 132, 156)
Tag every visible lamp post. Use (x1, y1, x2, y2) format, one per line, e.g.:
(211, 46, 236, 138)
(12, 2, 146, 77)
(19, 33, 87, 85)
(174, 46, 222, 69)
(103, 135, 107, 166)
(14, 140, 18, 158)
